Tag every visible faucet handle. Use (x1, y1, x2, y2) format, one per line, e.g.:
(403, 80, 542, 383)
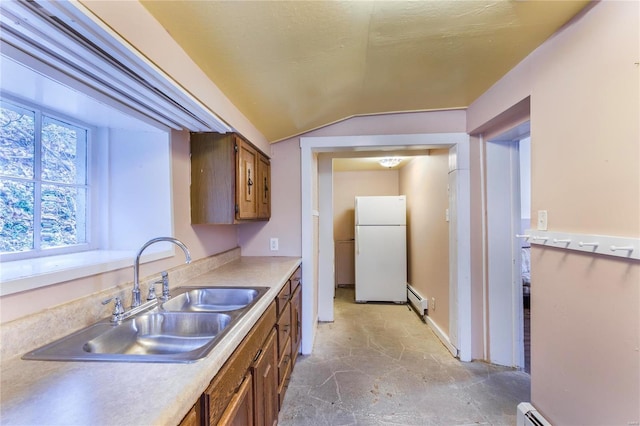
(102, 296, 124, 323)
(159, 271, 170, 301)
(147, 282, 159, 301)
(148, 271, 170, 302)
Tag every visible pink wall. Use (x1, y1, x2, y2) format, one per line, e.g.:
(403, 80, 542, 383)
(333, 170, 399, 240)
(399, 151, 450, 333)
(467, 2, 639, 423)
(237, 138, 301, 256)
(244, 110, 467, 257)
(1, 130, 240, 323)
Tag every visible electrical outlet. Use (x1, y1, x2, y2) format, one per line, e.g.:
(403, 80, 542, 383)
(537, 210, 548, 231)
(431, 297, 436, 311)
(270, 238, 279, 251)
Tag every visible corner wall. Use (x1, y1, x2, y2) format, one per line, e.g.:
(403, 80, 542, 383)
(467, 2, 639, 423)
(399, 151, 450, 334)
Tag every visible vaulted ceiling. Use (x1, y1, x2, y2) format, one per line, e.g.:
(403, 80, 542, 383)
(140, 1, 590, 142)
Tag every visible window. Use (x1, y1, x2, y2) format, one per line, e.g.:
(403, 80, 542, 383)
(0, 53, 175, 296)
(1, 99, 91, 259)
(0, 0, 228, 295)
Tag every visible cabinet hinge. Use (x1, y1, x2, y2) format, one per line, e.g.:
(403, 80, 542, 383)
(234, 144, 238, 153)
(235, 204, 239, 214)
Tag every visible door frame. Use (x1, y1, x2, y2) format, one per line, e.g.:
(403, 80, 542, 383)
(483, 122, 530, 368)
(300, 133, 472, 362)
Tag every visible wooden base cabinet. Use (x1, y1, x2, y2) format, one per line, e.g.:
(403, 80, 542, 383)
(253, 329, 278, 426)
(190, 132, 271, 224)
(275, 267, 302, 409)
(178, 267, 302, 426)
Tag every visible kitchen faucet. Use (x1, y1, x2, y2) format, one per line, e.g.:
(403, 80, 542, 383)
(132, 237, 192, 308)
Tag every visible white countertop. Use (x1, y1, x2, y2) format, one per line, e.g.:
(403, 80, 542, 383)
(0, 256, 301, 426)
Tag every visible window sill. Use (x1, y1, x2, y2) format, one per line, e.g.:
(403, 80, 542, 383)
(0, 249, 172, 296)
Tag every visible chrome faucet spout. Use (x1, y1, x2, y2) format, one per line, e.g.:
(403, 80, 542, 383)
(132, 237, 192, 308)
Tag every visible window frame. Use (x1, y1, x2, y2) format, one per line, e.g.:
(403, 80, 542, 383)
(0, 94, 99, 262)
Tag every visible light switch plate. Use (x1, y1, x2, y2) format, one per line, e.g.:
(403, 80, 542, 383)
(537, 210, 548, 231)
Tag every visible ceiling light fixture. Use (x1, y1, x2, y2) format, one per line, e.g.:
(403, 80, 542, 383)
(378, 157, 401, 168)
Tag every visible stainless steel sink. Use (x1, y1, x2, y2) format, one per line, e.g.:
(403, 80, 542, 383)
(161, 287, 268, 312)
(23, 286, 269, 363)
(83, 312, 231, 355)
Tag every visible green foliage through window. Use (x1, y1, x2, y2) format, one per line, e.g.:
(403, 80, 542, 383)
(1, 100, 89, 254)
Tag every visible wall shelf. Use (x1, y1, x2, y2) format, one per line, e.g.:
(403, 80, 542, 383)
(519, 230, 640, 261)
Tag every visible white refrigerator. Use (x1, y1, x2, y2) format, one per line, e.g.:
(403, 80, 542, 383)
(354, 195, 407, 303)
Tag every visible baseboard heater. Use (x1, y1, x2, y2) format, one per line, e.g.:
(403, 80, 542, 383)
(407, 284, 428, 320)
(517, 403, 552, 426)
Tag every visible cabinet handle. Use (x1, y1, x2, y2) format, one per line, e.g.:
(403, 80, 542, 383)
(247, 169, 253, 195)
(253, 348, 262, 363)
(234, 374, 248, 394)
(264, 177, 269, 196)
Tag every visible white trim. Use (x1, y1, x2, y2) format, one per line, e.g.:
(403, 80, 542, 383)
(317, 155, 334, 322)
(485, 139, 523, 367)
(479, 135, 489, 361)
(300, 132, 472, 362)
(299, 142, 317, 355)
(524, 230, 640, 260)
(426, 314, 458, 358)
(0, 95, 98, 262)
(0, 249, 173, 296)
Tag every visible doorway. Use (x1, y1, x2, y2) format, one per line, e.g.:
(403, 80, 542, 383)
(300, 133, 472, 362)
(484, 122, 531, 371)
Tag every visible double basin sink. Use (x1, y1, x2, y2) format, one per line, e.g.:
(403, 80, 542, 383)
(23, 287, 269, 363)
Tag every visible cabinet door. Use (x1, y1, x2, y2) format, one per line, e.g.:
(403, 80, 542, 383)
(252, 329, 278, 426)
(290, 283, 302, 365)
(257, 154, 271, 219)
(236, 138, 258, 220)
(190, 133, 236, 224)
(218, 373, 254, 426)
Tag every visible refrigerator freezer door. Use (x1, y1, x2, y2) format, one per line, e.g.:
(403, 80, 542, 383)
(355, 196, 406, 226)
(355, 225, 407, 303)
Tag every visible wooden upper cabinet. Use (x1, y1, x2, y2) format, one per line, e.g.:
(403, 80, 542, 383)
(236, 139, 258, 220)
(257, 155, 271, 219)
(190, 132, 271, 224)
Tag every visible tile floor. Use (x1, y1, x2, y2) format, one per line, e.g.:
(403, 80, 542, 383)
(279, 287, 530, 426)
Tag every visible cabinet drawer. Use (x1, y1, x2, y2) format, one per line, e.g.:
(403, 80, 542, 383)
(276, 280, 291, 316)
(277, 302, 291, 356)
